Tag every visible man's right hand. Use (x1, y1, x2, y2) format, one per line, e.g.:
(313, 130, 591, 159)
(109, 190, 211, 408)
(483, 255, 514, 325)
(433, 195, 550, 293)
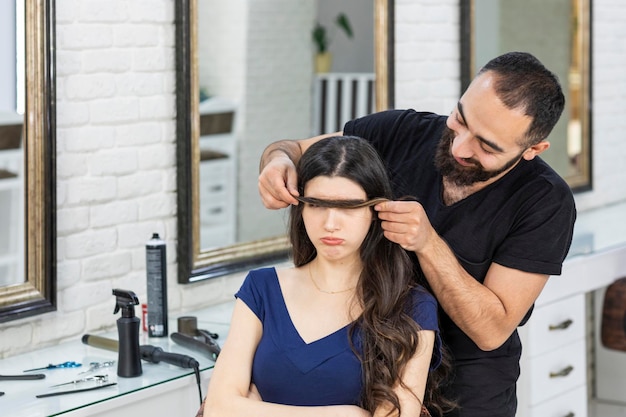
(258, 152, 299, 209)
(257, 132, 343, 209)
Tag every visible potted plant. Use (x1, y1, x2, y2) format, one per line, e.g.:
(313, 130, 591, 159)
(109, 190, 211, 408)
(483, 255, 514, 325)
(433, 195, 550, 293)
(312, 13, 353, 73)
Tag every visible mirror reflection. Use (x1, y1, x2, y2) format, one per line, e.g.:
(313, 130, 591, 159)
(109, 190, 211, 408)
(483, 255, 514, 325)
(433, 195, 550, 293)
(0, 0, 25, 287)
(177, 0, 390, 282)
(0, 0, 55, 322)
(196, 0, 376, 251)
(462, 0, 591, 190)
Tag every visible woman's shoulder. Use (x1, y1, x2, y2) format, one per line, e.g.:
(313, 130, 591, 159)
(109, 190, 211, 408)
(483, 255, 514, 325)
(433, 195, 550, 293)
(239, 267, 279, 295)
(243, 266, 301, 295)
(236, 267, 283, 319)
(247, 266, 279, 279)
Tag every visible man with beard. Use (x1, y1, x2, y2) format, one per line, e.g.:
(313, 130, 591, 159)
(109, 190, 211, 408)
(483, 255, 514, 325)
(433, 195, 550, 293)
(257, 52, 576, 417)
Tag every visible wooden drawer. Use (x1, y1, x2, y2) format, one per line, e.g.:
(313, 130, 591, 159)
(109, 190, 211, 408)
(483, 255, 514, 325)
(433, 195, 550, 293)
(526, 385, 587, 417)
(525, 294, 585, 357)
(528, 339, 586, 405)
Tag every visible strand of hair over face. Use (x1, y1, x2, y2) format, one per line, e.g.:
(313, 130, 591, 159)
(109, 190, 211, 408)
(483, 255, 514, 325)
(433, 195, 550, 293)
(295, 196, 390, 209)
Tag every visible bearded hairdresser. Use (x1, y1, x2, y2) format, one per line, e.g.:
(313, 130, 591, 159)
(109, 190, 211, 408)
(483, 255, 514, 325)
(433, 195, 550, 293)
(257, 52, 576, 416)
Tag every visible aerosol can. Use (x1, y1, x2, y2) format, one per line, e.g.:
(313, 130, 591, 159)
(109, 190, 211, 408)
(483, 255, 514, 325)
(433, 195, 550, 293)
(146, 233, 168, 337)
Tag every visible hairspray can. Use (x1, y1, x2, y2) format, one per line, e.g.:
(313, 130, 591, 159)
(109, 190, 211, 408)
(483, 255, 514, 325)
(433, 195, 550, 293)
(146, 233, 168, 337)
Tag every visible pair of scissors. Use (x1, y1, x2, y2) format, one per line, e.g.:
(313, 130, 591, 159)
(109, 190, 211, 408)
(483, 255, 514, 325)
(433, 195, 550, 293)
(78, 361, 115, 375)
(23, 361, 82, 372)
(50, 374, 109, 387)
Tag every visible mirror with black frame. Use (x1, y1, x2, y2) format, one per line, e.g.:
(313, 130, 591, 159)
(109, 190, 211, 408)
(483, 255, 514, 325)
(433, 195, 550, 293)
(176, 0, 393, 283)
(0, 0, 56, 322)
(460, 0, 591, 191)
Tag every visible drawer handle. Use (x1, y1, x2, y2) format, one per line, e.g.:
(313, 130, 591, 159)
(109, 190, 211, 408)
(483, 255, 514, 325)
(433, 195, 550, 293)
(548, 319, 573, 331)
(549, 365, 574, 378)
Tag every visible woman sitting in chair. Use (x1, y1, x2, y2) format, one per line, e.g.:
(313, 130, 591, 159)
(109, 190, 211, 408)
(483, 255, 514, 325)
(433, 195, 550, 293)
(201, 136, 455, 417)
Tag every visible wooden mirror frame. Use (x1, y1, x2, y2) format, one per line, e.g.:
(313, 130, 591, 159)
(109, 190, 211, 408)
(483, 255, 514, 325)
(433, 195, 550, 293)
(176, 0, 394, 283)
(460, 0, 592, 191)
(0, 0, 56, 322)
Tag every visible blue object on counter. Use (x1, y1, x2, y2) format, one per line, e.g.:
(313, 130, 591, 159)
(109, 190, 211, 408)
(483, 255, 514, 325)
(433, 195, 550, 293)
(23, 361, 82, 372)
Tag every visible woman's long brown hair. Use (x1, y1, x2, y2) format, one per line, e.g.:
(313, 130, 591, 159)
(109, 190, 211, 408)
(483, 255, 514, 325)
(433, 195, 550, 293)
(289, 136, 455, 416)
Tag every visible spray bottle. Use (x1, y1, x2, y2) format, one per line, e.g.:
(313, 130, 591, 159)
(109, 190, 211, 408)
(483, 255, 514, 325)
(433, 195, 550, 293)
(112, 289, 142, 377)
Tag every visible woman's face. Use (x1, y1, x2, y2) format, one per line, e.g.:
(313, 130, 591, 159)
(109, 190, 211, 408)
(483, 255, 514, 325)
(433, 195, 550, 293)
(302, 175, 373, 263)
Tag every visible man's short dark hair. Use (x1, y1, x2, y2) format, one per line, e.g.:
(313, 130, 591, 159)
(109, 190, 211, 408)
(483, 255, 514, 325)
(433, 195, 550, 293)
(478, 51, 565, 146)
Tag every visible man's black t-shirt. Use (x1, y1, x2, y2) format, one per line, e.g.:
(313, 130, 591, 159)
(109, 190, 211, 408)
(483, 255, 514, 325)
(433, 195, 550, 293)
(344, 109, 576, 417)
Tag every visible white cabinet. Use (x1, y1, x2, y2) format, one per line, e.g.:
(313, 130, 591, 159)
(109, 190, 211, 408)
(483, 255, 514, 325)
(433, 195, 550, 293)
(198, 98, 237, 249)
(517, 294, 588, 417)
(515, 202, 626, 417)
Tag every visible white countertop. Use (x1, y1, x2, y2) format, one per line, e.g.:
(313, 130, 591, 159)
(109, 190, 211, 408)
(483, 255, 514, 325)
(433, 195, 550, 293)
(0, 303, 235, 417)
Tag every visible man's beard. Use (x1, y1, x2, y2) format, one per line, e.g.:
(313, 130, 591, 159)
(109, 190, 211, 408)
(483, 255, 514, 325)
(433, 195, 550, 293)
(434, 126, 524, 186)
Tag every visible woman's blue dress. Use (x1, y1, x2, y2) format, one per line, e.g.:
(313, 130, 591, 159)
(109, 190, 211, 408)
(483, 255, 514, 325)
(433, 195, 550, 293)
(235, 267, 442, 406)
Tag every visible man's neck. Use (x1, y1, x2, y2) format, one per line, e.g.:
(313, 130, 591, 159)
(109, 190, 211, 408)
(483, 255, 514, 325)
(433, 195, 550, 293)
(441, 172, 505, 205)
(441, 177, 479, 205)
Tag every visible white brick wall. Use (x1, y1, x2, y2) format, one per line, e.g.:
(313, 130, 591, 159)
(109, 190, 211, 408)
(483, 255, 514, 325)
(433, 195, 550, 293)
(1, 0, 625, 358)
(394, 0, 460, 113)
(0, 0, 182, 358)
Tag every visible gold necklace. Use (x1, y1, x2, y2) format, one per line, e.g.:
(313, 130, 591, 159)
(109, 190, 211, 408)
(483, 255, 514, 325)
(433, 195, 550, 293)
(308, 264, 356, 295)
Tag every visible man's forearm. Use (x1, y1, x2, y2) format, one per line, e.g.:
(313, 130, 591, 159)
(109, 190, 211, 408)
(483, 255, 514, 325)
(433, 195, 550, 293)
(259, 132, 344, 173)
(415, 235, 509, 350)
(259, 140, 302, 173)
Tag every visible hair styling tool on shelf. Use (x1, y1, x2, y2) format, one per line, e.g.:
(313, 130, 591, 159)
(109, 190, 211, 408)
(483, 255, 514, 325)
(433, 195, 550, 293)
(0, 374, 46, 381)
(23, 361, 81, 372)
(170, 333, 220, 361)
(171, 316, 221, 361)
(36, 382, 117, 398)
(78, 361, 116, 375)
(51, 374, 109, 388)
(81, 333, 202, 404)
